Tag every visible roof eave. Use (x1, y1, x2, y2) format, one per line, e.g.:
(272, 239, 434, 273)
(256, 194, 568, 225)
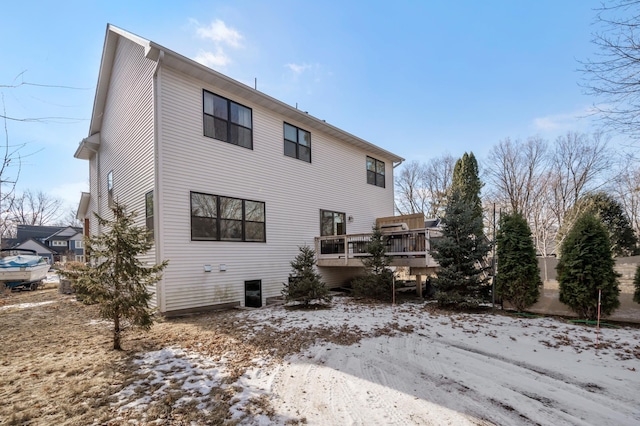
(99, 25, 403, 163)
(77, 192, 91, 220)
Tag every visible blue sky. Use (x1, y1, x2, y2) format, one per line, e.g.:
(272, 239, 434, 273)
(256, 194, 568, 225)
(0, 0, 611, 212)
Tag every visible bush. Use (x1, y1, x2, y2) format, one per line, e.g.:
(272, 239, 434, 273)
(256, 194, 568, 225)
(351, 226, 394, 301)
(352, 270, 394, 301)
(496, 212, 541, 312)
(557, 212, 620, 320)
(282, 246, 331, 307)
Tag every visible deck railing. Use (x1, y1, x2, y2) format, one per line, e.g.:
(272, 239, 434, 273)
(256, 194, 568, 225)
(314, 228, 440, 268)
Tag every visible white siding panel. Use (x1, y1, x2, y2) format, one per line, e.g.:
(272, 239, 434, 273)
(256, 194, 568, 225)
(89, 37, 158, 305)
(157, 68, 395, 313)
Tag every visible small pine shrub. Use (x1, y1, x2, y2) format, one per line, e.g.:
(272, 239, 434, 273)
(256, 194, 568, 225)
(282, 246, 331, 307)
(351, 226, 394, 301)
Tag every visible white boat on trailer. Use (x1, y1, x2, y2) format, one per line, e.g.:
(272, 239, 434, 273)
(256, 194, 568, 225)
(0, 248, 50, 291)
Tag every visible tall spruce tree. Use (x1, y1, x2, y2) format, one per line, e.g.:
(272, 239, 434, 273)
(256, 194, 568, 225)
(71, 202, 168, 350)
(496, 212, 541, 312)
(557, 212, 620, 320)
(281, 245, 331, 307)
(431, 188, 491, 308)
(451, 152, 483, 222)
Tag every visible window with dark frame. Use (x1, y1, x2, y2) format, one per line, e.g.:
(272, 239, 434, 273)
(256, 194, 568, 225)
(320, 210, 346, 236)
(107, 170, 114, 206)
(145, 190, 154, 239)
(366, 156, 385, 188)
(203, 90, 253, 149)
(191, 191, 266, 242)
(284, 122, 311, 162)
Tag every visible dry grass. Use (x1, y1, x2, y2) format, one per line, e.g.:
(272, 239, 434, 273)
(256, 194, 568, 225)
(0, 288, 382, 425)
(4, 286, 636, 425)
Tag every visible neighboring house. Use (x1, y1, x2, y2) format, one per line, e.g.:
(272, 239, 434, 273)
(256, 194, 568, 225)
(74, 25, 404, 316)
(14, 238, 56, 264)
(14, 225, 84, 262)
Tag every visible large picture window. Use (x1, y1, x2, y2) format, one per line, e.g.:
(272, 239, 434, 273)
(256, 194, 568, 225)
(320, 210, 346, 236)
(191, 192, 265, 242)
(366, 156, 385, 188)
(284, 122, 311, 162)
(203, 90, 253, 149)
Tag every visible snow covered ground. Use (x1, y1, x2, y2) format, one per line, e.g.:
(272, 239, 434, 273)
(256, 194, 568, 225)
(110, 298, 640, 425)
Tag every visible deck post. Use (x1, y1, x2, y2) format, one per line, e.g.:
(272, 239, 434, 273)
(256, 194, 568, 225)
(344, 236, 349, 265)
(416, 274, 423, 297)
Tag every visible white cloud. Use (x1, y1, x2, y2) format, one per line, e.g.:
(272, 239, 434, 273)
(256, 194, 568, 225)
(195, 19, 243, 48)
(190, 19, 244, 69)
(194, 48, 230, 68)
(285, 63, 312, 75)
(531, 106, 597, 133)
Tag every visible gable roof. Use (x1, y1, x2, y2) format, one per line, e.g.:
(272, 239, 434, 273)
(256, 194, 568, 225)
(14, 238, 56, 254)
(76, 24, 404, 165)
(45, 226, 83, 241)
(16, 225, 67, 243)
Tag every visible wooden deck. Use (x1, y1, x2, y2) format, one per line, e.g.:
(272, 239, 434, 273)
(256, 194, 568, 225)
(314, 228, 441, 272)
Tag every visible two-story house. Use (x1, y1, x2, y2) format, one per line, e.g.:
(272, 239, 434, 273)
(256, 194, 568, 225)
(75, 25, 404, 316)
(13, 225, 84, 263)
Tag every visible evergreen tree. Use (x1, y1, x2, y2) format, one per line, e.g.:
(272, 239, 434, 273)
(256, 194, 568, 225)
(557, 212, 620, 320)
(633, 264, 640, 304)
(451, 152, 483, 222)
(431, 189, 491, 309)
(70, 202, 168, 350)
(557, 191, 637, 257)
(496, 212, 541, 312)
(281, 245, 331, 307)
(352, 225, 394, 301)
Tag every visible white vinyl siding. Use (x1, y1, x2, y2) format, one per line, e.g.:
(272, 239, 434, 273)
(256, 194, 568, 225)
(156, 67, 395, 313)
(89, 37, 157, 305)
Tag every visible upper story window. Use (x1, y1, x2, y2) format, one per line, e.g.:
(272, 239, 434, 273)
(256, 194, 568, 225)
(191, 192, 266, 242)
(107, 170, 114, 206)
(366, 156, 385, 188)
(51, 240, 67, 247)
(203, 90, 253, 149)
(75, 240, 84, 249)
(284, 123, 311, 162)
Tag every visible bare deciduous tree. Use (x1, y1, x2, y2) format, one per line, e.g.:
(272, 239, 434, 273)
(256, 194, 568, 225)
(9, 189, 63, 226)
(394, 155, 455, 218)
(548, 131, 612, 229)
(54, 207, 84, 228)
(423, 154, 455, 218)
(485, 132, 611, 256)
(395, 161, 428, 215)
(0, 95, 23, 241)
(581, 0, 640, 138)
(486, 136, 548, 215)
(613, 155, 640, 237)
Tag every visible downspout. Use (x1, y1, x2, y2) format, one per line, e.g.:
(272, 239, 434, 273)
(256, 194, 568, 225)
(152, 49, 165, 313)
